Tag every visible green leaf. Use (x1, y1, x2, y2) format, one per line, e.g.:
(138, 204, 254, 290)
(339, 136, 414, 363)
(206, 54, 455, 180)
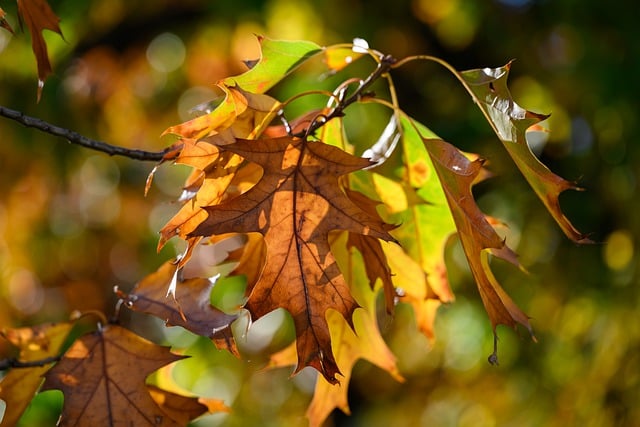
(224, 36, 323, 94)
(459, 62, 591, 243)
(374, 114, 457, 304)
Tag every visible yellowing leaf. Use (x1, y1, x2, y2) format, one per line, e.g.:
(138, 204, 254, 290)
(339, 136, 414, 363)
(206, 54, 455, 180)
(42, 325, 187, 426)
(0, 323, 73, 427)
(460, 62, 591, 244)
(190, 136, 397, 383)
(16, 0, 64, 100)
(163, 86, 279, 141)
(158, 151, 256, 248)
(305, 231, 402, 427)
(384, 241, 441, 341)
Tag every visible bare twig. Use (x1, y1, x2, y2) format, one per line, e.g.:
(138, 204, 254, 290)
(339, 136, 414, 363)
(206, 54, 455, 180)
(0, 355, 61, 370)
(296, 54, 397, 138)
(0, 105, 168, 161)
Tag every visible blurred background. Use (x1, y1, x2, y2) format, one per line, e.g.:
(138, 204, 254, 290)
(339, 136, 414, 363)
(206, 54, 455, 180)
(0, 0, 637, 426)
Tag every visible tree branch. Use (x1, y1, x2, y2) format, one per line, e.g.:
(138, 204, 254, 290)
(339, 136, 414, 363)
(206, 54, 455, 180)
(296, 54, 397, 138)
(0, 355, 61, 370)
(0, 105, 168, 162)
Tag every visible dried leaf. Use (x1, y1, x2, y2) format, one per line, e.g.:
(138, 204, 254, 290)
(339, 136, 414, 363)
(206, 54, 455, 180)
(16, 0, 64, 100)
(42, 325, 187, 426)
(191, 136, 397, 383)
(424, 137, 534, 339)
(162, 86, 279, 141)
(460, 63, 591, 243)
(118, 260, 237, 354)
(147, 385, 228, 425)
(305, 231, 403, 427)
(0, 323, 73, 426)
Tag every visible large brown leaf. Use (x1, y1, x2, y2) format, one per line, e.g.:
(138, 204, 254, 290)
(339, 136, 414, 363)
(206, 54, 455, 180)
(42, 325, 187, 426)
(424, 137, 535, 344)
(0, 322, 73, 426)
(16, 0, 64, 100)
(190, 136, 397, 383)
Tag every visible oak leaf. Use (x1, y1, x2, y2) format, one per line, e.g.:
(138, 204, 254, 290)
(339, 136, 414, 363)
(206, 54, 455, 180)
(16, 0, 64, 100)
(147, 385, 228, 425)
(158, 86, 278, 251)
(42, 325, 188, 426)
(117, 260, 238, 355)
(223, 36, 322, 94)
(305, 231, 403, 427)
(190, 136, 397, 383)
(0, 322, 72, 426)
(424, 137, 534, 344)
(460, 62, 591, 243)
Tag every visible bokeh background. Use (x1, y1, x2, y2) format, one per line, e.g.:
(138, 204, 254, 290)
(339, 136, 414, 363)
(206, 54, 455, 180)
(0, 0, 638, 426)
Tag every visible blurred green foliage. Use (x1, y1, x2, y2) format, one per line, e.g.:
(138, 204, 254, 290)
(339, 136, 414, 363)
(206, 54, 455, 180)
(0, 0, 638, 426)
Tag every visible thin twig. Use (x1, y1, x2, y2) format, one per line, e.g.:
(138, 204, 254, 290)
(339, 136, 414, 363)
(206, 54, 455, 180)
(0, 355, 61, 370)
(0, 105, 168, 161)
(296, 54, 397, 138)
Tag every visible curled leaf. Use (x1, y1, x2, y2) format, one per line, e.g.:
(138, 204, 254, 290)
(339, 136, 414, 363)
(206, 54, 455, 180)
(424, 137, 535, 340)
(460, 62, 591, 244)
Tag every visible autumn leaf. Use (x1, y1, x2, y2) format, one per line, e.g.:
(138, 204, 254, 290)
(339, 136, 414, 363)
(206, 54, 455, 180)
(147, 385, 228, 425)
(162, 86, 279, 141)
(158, 150, 256, 250)
(190, 136, 397, 383)
(424, 137, 535, 344)
(0, 322, 73, 426)
(344, 188, 396, 313)
(16, 0, 64, 101)
(42, 325, 189, 426)
(224, 36, 322, 94)
(459, 62, 591, 243)
(117, 260, 238, 355)
(305, 231, 403, 427)
(158, 87, 278, 250)
(381, 114, 457, 304)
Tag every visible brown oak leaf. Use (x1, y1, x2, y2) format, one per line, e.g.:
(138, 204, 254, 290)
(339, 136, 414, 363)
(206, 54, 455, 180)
(117, 260, 238, 355)
(424, 137, 534, 346)
(190, 136, 397, 383)
(42, 325, 188, 426)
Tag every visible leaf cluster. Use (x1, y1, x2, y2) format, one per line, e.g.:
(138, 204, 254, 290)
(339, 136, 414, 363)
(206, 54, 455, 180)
(0, 26, 590, 427)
